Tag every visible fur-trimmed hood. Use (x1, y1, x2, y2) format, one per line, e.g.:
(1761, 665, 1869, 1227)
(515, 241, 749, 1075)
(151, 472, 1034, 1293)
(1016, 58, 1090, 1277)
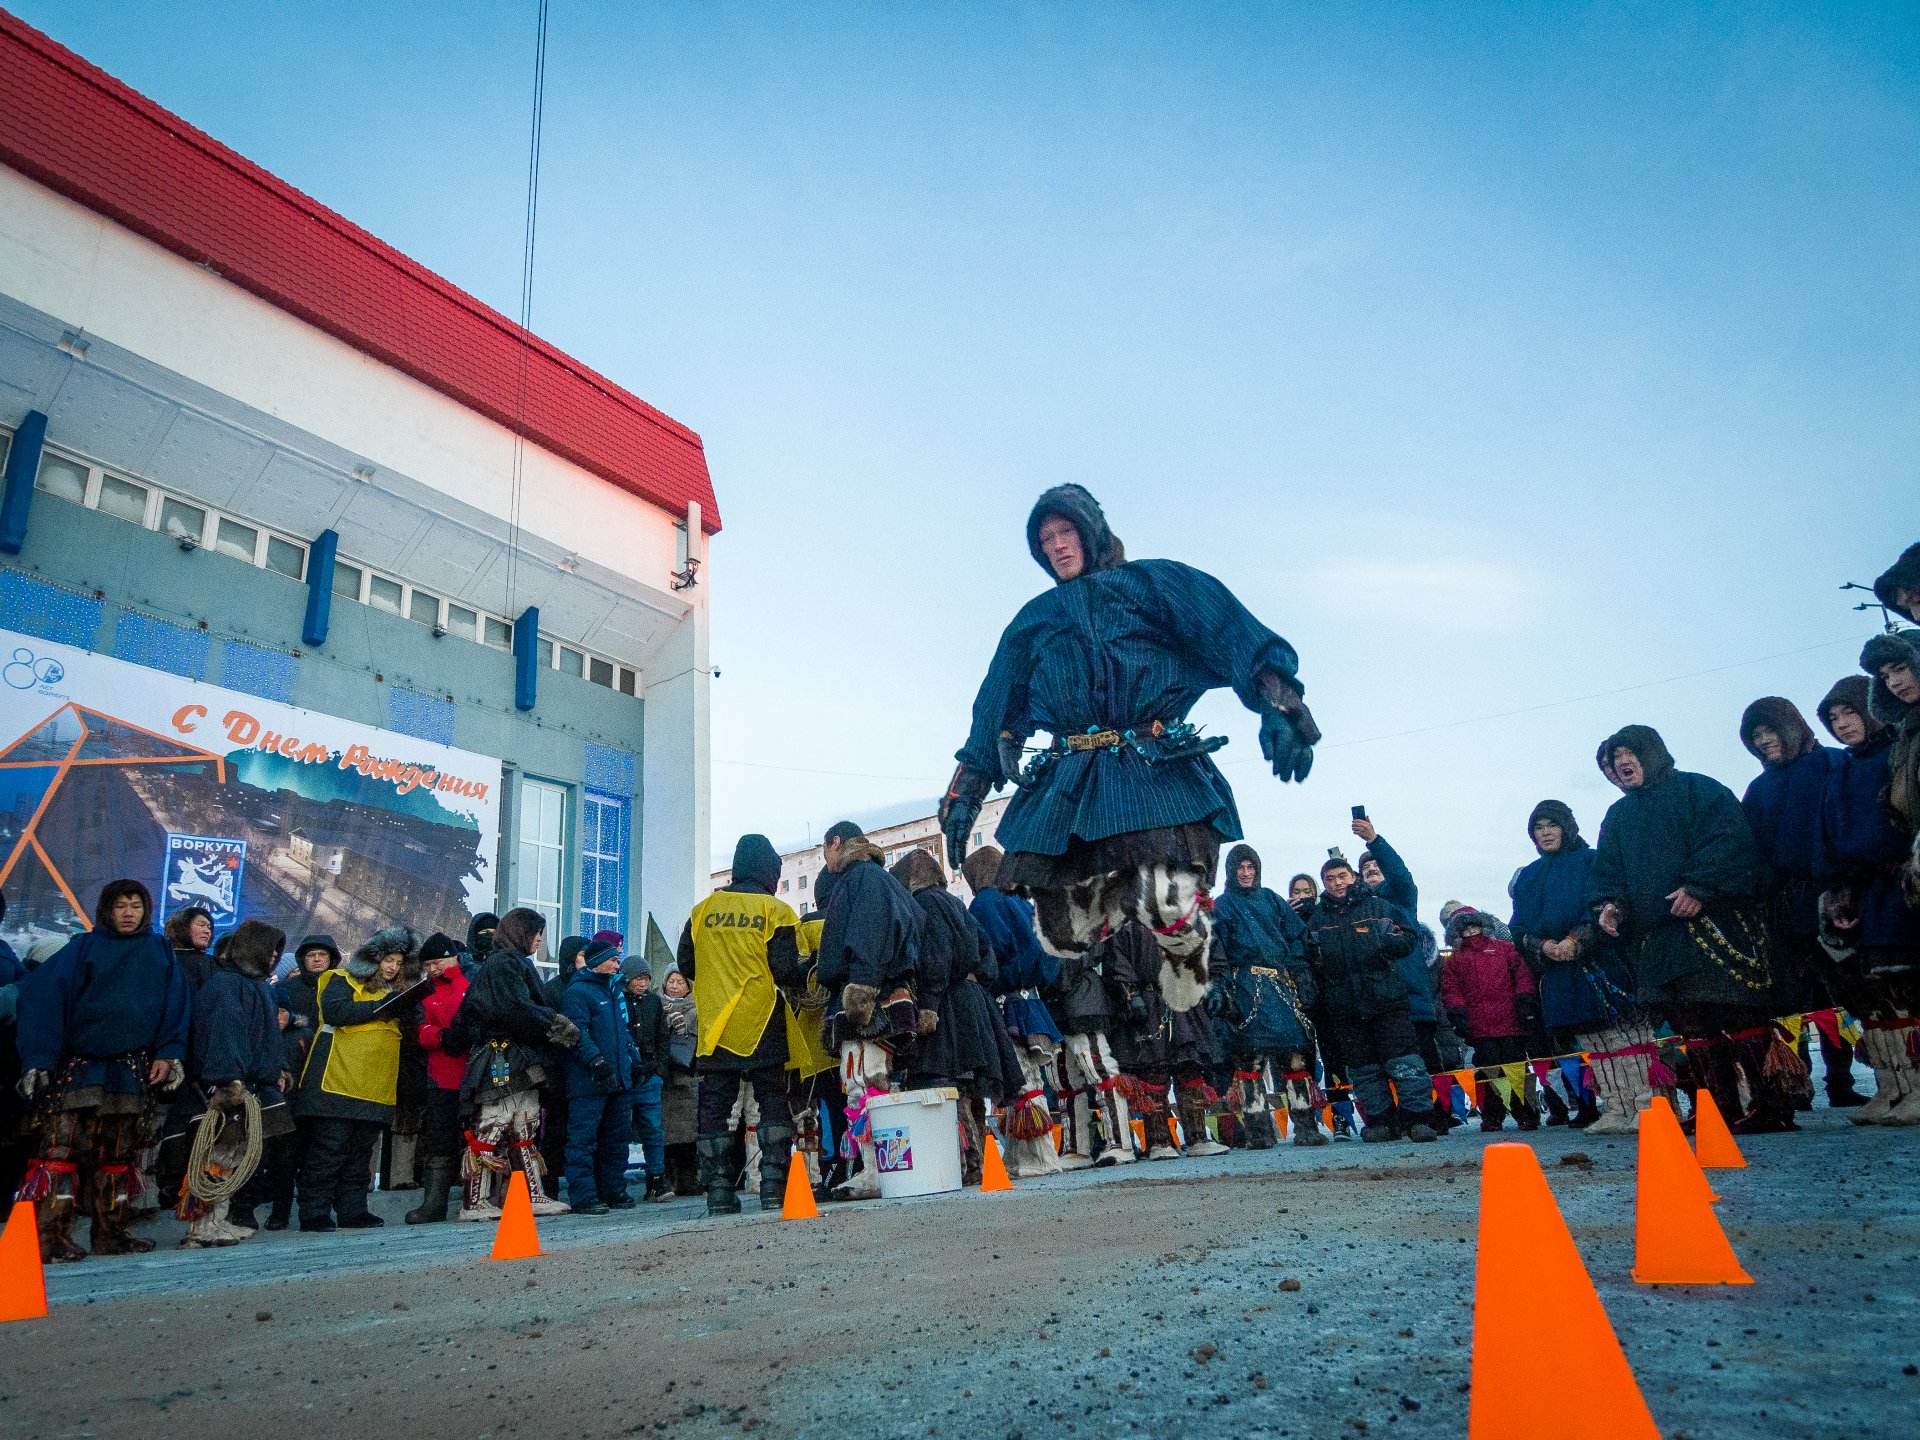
(1872, 542, 1920, 621)
(348, 926, 417, 981)
(1599, 724, 1675, 787)
(1861, 630, 1920, 727)
(1526, 799, 1586, 853)
(1224, 843, 1262, 892)
(1817, 675, 1887, 750)
(890, 847, 947, 895)
(1026, 484, 1125, 582)
(220, 919, 286, 980)
(1738, 696, 1819, 767)
(960, 845, 1002, 894)
(828, 835, 889, 874)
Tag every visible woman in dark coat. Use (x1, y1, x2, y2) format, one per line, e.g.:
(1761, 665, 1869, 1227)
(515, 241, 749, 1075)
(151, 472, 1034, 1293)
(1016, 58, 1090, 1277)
(262, 935, 337, 1228)
(659, 969, 700, 1195)
(15, 879, 190, 1261)
(939, 485, 1320, 1020)
(1507, 800, 1633, 1130)
(891, 850, 1025, 1185)
(1588, 725, 1803, 1134)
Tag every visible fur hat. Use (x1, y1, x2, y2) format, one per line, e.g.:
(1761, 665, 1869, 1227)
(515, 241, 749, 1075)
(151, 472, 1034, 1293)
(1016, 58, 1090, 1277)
(890, 847, 947, 895)
(1526, 800, 1583, 850)
(960, 845, 1003, 894)
(93, 879, 154, 934)
(222, 919, 286, 980)
(164, 906, 213, 950)
(1224, 843, 1262, 890)
(1872, 542, 1920, 620)
(1026, 484, 1125, 582)
(1860, 630, 1920, 726)
(1443, 907, 1486, 945)
(1738, 696, 1818, 766)
(1599, 725, 1675, 786)
(349, 926, 417, 980)
(1816, 675, 1883, 743)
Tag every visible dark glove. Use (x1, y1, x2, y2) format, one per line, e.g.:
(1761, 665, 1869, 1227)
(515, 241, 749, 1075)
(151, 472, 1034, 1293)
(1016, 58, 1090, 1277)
(1257, 670, 1320, 782)
(1127, 990, 1151, 1028)
(1516, 997, 1542, 1032)
(939, 764, 989, 869)
(589, 1057, 615, 1089)
(1447, 1009, 1470, 1035)
(546, 1014, 581, 1048)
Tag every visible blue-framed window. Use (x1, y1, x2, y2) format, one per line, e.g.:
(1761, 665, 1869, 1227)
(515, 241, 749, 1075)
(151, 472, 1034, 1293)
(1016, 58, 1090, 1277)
(579, 789, 630, 940)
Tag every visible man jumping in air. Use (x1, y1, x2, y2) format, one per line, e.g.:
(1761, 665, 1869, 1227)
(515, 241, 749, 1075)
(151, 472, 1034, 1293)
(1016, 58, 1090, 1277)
(940, 484, 1320, 1013)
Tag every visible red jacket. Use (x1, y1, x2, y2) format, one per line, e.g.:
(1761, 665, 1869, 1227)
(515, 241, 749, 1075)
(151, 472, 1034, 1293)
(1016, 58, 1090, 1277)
(1438, 934, 1537, 1041)
(415, 970, 470, 1091)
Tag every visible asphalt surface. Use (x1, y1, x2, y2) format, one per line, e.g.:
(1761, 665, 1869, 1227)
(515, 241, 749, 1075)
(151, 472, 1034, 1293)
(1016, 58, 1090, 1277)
(1, 1109, 1914, 1439)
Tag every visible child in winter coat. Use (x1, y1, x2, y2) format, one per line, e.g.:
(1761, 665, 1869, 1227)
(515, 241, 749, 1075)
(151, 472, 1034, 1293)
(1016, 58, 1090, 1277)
(1440, 909, 1542, 1131)
(559, 937, 639, 1213)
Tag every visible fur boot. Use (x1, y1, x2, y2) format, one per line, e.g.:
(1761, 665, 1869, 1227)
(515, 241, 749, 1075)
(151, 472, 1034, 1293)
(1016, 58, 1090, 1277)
(1178, 1083, 1229, 1157)
(958, 1101, 986, 1186)
(1852, 1028, 1899, 1124)
(1094, 1083, 1137, 1167)
(459, 1152, 502, 1221)
(513, 1139, 570, 1217)
(1878, 1025, 1920, 1125)
(1054, 1086, 1096, 1170)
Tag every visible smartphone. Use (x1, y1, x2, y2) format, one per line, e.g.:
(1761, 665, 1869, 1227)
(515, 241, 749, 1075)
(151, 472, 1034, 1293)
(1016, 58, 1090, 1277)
(1351, 805, 1368, 821)
(1327, 846, 1341, 860)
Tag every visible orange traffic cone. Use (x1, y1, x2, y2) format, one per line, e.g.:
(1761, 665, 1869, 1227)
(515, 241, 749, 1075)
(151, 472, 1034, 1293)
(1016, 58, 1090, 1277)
(0, 1200, 48, 1323)
(1469, 1145, 1659, 1440)
(1691, 1090, 1747, 1170)
(781, 1153, 820, 1219)
(980, 1133, 1014, 1192)
(488, 1170, 542, 1261)
(1131, 1117, 1147, 1151)
(1632, 1098, 1751, 1285)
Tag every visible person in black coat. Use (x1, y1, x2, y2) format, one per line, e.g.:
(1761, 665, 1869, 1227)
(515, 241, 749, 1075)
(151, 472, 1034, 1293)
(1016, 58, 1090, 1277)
(560, 938, 638, 1213)
(538, 935, 590, 1192)
(1211, 844, 1326, 1148)
(891, 850, 1025, 1185)
(1302, 856, 1439, 1143)
(1589, 724, 1803, 1134)
(179, 920, 293, 1247)
(448, 908, 579, 1219)
(261, 935, 337, 1229)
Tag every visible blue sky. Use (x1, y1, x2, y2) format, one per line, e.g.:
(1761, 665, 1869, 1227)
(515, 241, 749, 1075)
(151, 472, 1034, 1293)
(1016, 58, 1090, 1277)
(18, 2, 1917, 922)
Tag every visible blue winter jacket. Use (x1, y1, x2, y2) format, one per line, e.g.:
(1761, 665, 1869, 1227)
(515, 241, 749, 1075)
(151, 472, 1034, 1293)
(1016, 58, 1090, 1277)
(956, 558, 1299, 858)
(1361, 835, 1437, 1022)
(970, 887, 1063, 1044)
(17, 929, 190, 1095)
(561, 969, 639, 1100)
(1743, 745, 1844, 942)
(1814, 736, 1920, 953)
(1212, 869, 1316, 1056)
(1508, 842, 1631, 1031)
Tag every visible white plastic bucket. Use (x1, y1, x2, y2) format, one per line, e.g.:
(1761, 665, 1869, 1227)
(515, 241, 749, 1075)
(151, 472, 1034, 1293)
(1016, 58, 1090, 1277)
(865, 1086, 963, 1199)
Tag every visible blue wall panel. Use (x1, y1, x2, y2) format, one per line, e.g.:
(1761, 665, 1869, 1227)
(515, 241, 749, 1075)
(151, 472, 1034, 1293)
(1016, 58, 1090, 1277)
(583, 740, 636, 797)
(387, 686, 457, 746)
(113, 610, 209, 679)
(0, 570, 103, 648)
(220, 638, 299, 703)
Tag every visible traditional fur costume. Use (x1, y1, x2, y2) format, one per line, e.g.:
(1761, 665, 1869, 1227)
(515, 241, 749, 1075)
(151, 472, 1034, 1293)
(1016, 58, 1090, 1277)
(965, 848, 1066, 1179)
(449, 910, 578, 1219)
(941, 486, 1319, 1016)
(15, 881, 190, 1262)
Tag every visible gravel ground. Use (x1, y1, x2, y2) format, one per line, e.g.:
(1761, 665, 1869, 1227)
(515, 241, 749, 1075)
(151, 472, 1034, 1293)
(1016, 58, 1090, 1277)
(0, 1110, 1914, 1439)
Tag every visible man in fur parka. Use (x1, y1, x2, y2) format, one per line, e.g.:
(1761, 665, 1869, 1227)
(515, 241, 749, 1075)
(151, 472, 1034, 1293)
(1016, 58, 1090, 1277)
(940, 485, 1320, 1016)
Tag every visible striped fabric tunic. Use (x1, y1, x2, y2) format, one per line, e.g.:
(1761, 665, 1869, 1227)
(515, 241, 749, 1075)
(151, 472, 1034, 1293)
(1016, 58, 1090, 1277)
(956, 557, 1298, 860)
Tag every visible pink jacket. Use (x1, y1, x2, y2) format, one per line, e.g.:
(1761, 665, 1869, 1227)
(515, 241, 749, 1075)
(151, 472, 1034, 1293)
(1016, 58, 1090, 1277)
(1439, 934, 1537, 1041)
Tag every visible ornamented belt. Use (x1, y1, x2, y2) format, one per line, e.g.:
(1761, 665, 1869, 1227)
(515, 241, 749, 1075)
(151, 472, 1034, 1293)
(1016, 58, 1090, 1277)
(1018, 721, 1228, 788)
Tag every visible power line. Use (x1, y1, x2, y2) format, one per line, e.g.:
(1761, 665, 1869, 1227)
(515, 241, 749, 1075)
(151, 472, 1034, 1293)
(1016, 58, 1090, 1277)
(504, 0, 550, 615)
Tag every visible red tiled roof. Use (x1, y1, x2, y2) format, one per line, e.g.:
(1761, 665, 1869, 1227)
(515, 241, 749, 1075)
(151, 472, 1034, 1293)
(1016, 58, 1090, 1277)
(0, 8, 719, 531)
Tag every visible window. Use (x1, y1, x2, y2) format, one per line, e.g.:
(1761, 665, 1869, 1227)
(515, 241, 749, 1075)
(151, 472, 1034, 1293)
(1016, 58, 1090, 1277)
(558, 646, 584, 679)
(97, 474, 148, 523)
(798, 874, 808, 891)
(159, 497, 207, 543)
(972, 831, 983, 847)
(516, 779, 568, 934)
(617, 667, 637, 697)
(589, 657, 614, 688)
(367, 575, 403, 614)
(332, 561, 363, 600)
(264, 535, 305, 579)
(484, 617, 513, 650)
(579, 790, 629, 940)
(409, 589, 440, 627)
(536, 638, 553, 669)
(446, 604, 478, 641)
(213, 516, 257, 561)
(35, 454, 88, 504)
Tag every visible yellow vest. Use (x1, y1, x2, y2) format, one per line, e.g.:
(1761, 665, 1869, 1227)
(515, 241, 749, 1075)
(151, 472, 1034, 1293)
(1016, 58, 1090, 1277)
(783, 915, 834, 1078)
(310, 969, 401, 1106)
(689, 889, 799, 1059)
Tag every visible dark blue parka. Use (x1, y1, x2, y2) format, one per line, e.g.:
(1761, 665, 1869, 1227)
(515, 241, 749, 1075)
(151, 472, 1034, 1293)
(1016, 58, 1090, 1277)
(969, 887, 1063, 1044)
(955, 488, 1300, 864)
(561, 968, 639, 1100)
(1211, 844, 1315, 1057)
(1304, 888, 1417, 1020)
(1508, 803, 1633, 1031)
(1739, 698, 1844, 948)
(17, 926, 190, 1097)
(1815, 731, 1920, 956)
(1360, 835, 1437, 1022)
(191, 962, 288, 1102)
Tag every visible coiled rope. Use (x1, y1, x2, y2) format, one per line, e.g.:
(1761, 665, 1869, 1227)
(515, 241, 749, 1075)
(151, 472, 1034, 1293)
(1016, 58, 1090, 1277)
(184, 1090, 264, 1204)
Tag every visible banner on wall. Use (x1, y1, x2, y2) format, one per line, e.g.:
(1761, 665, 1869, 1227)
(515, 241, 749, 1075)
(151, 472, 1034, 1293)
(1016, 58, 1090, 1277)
(0, 628, 501, 958)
